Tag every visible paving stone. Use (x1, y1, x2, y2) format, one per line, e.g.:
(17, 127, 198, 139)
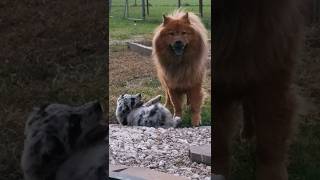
(109, 125, 211, 178)
(110, 165, 188, 180)
(189, 144, 211, 165)
(212, 175, 226, 180)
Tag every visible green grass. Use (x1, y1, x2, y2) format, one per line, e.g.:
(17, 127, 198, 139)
(181, 98, 211, 127)
(110, 77, 211, 127)
(0, 1, 107, 179)
(288, 118, 320, 180)
(110, 0, 211, 40)
(229, 115, 320, 180)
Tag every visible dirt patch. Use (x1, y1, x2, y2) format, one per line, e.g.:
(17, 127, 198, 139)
(0, 1, 107, 179)
(109, 47, 157, 85)
(109, 46, 159, 123)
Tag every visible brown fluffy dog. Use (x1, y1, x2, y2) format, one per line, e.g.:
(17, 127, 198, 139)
(152, 10, 209, 127)
(213, 0, 303, 180)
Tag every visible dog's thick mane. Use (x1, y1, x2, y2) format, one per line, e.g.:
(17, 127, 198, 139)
(168, 10, 208, 50)
(152, 9, 209, 89)
(152, 9, 208, 60)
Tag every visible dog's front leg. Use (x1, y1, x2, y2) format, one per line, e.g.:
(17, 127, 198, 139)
(167, 88, 183, 118)
(213, 100, 239, 179)
(187, 85, 203, 127)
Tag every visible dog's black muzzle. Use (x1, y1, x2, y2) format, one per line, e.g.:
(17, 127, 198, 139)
(171, 41, 186, 56)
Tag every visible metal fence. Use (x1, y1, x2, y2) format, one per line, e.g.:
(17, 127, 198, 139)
(110, 0, 211, 21)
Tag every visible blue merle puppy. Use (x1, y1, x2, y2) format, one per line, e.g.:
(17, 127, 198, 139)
(21, 101, 107, 180)
(116, 93, 181, 128)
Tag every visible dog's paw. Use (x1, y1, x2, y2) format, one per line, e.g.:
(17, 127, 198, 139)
(173, 116, 182, 127)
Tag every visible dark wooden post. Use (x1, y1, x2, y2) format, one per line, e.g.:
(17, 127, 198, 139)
(146, 0, 149, 16)
(315, 0, 320, 22)
(199, 0, 203, 17)
(123, 0, 129, 18)
(141, 0, 146, 20)
(178, 0, 181, 8)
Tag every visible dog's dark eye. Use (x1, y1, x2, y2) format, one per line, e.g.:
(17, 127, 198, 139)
(169, 32, 174, 36)
(182, 31, 187, 35)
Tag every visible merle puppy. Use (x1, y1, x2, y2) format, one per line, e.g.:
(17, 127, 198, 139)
(21, 101, 107, 180)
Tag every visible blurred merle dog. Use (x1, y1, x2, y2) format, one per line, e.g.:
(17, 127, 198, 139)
(21, 101, 107, 180)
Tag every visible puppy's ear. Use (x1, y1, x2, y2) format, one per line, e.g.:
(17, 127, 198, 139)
(68, 114, 82, 147)
(92, 100, 103, 113)
(182, 12, 190, 24)
(163, 14, 172, 26)
(38, 103, 49, 116)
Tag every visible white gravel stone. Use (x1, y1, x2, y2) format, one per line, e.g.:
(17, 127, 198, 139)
(109, 124, 211, 179)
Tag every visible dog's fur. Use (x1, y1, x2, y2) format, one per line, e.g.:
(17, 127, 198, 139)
(116, 94, 181, 128)
(212, 0, 303, 179)
(152, 10, 209, 126)
(21, 101, 107, 180)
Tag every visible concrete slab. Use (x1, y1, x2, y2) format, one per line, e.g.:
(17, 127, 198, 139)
(110, 165, 188, 180)
(127, 42, 152, 56)
(212, 175, 225, 180)
(189, 144, 211, 165)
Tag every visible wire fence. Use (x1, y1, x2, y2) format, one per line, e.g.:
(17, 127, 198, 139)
(110, 0, 211, 19)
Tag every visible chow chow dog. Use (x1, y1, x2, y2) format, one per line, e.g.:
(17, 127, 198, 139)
(212, 0, 303, 179)
(152, 10, 209, 126)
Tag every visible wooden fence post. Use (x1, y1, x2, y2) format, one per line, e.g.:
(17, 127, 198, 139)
(315, 0, 320, 22)
(142, 0, 146, 20)
(109, 0, 112, 15)
(146, 0, 149, 15)
(199, 0, 203, 17)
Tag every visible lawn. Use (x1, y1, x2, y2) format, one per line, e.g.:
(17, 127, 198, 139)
(0, 54, 107, 180)
(109, 0, 211, 40)
(0, 1, 107, 179)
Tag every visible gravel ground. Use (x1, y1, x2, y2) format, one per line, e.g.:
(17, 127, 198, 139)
(109, 124, 211, 179)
